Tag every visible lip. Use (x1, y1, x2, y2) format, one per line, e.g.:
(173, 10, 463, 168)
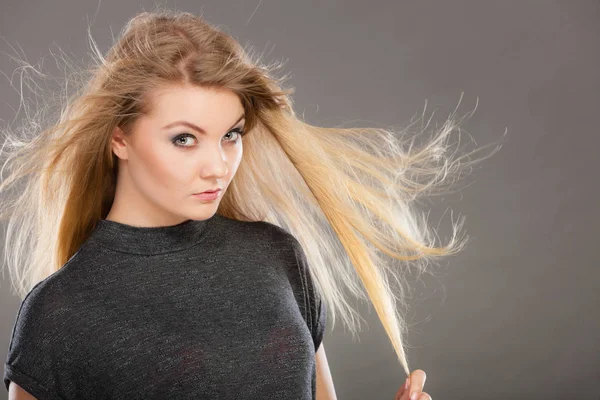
(192, 189, 222, 201)
(196, 188, 221, 194)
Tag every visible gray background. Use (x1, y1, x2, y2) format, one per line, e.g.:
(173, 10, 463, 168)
(1, 1, 598, 399)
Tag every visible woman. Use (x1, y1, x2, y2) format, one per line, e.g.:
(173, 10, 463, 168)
(1, 8, 500, 400)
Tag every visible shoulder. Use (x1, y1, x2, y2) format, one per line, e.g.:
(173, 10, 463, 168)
(249, 220, 310, 279)
(11, 272, 72, 334)
(254, 220, 297, 244)
(5, 272, 75, 381)
(4, 260, 85, 398)
(11, 243, 94, 333)
(215, 214, 299, 248)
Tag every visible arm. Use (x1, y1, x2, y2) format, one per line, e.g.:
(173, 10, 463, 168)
(315, 343, 337, 400)
(8, 382, 38, 400)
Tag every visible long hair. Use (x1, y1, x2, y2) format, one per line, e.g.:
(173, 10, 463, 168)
(0, 8, 503, 376)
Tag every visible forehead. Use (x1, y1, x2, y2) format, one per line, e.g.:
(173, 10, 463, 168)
(143, 83, 244, 122)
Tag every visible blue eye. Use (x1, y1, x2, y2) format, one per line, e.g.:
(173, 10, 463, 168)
(172, 128, 245, 148)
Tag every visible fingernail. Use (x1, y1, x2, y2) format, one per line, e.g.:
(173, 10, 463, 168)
(410, 392, 418, 400)
(404, 377, 410, 390)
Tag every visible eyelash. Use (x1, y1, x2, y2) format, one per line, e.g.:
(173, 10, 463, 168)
(172, 128, 245, 148)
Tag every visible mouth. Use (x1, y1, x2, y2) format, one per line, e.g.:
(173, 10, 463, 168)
(194, 189, 221, 196)
(194, 188, 222, 195)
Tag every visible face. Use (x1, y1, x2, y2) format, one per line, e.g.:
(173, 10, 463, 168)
(110, 83, 245, 226)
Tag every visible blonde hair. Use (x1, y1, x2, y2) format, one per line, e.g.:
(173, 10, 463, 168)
(0, 8, 504, 376)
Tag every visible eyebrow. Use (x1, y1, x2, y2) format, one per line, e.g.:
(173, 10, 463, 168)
(161, 113, 245, 134)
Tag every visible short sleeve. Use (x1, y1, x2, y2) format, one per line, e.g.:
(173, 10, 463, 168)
(290, 237, 327, 352)
(312, 291, 327, 352)
(4, 284, 68, 400)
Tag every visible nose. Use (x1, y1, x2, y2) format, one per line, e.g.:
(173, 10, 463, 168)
(200, 146, 228, 179)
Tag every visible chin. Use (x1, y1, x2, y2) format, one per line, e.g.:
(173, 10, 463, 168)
(187, 207, 218, 220)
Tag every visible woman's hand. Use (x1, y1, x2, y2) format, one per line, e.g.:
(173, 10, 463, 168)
(394, 369, 431, 400)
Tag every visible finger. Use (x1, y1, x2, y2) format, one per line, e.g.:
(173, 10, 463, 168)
(407, 369, 427, 400)
(418, 393, 432, 400)
(394, 377, 410, 400)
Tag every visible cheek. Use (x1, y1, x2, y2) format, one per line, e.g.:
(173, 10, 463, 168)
(232, 142, 243, 168)
(225, 145, 243, 181)
(133, 144, 192, 192)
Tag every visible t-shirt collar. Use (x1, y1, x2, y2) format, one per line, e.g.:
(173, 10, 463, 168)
(88, 214, 218, 255)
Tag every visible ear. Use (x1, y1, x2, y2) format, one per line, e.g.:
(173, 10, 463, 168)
(111, 126, 129, 160)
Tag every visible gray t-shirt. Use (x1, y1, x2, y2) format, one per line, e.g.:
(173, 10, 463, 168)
(3, 213, 326, 399)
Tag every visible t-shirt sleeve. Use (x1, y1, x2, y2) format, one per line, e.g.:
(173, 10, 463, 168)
(289, 236, 327, 352)
(4, 284, 68, 400)
(312, 289, 327, 352)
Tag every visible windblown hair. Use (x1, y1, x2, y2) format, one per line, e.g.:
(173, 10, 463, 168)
(0, 8, 503, 376)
